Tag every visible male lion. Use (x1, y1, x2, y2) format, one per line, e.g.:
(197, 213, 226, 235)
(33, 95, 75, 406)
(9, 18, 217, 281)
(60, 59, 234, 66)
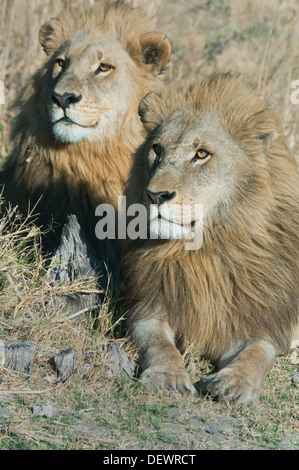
(0, 0, 171, 294)
(124, 73, 299, 404)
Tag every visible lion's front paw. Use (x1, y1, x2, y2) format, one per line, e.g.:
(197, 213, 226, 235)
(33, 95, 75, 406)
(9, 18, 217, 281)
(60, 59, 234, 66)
(139, 366, 198, 396)
(196, 369, 259, 405)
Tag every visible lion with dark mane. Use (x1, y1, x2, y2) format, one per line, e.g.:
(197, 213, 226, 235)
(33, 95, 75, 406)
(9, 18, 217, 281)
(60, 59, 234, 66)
(0, 0, 171, 294)
(124, 73, 299, 404)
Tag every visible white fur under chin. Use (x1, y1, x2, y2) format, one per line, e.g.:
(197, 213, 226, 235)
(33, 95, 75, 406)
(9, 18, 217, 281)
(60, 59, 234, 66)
(52, 122, 94, 143)
(51, 110, 120, 144)
(148, 204, 202, 240)
(149, 217, 194, 240)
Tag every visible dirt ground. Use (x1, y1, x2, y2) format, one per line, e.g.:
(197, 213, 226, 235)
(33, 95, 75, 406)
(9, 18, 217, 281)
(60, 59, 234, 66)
(0, 350, 298, 450)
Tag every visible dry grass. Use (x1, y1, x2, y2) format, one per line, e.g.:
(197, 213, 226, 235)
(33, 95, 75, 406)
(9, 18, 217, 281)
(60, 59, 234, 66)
(0, 197, 118, 396)
(0, 0, 298, 450)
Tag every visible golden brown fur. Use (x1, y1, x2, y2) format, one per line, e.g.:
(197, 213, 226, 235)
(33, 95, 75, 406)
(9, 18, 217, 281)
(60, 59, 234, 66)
(0, 0, 171, 288)
(124, 73, 299, 404)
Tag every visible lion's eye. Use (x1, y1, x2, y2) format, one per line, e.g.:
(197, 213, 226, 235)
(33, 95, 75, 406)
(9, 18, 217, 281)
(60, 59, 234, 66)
(196, 149, 210, 160)
(95, 63, 112, 74)
(153, 144, 162, 156)
(56, 59, 66, 68)
(149, 144, 162, 169)
(192, 148, 212, 164)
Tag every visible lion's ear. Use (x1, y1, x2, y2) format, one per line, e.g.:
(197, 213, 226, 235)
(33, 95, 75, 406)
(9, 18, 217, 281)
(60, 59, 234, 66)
(139, 32, 171, 75)
(138, 92, 163, 131)
(39, 18, 65, 56)
(255, 110, 282, 148)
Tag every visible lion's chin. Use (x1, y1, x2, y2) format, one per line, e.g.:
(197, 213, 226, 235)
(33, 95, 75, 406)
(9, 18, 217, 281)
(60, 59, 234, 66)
(149, 217, 195, 240)
(52, 121, 95, 144)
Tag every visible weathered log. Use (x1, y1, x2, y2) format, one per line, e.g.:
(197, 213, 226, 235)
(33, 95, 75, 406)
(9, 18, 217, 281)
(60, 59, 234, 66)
(53, 347, 76, 381)
(47, 214, 104, 315)
(105, 343, 136, 378)
(0, 341, 36, 373)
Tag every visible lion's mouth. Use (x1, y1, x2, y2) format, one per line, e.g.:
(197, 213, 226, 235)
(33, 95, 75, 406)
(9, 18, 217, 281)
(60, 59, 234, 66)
(157, 214, 198, 228)
(54, 116, 98, 129)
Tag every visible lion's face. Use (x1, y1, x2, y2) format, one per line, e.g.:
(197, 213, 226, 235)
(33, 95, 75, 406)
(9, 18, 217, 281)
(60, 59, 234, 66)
(143, 113, 240, 240)
(47, 34, 140, 143)
(39, 16, 171, 144)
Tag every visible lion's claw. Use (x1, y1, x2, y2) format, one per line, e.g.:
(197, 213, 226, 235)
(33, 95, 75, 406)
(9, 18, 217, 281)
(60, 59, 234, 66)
(140, 366, 198, 397)
(196, 370, 258, 405)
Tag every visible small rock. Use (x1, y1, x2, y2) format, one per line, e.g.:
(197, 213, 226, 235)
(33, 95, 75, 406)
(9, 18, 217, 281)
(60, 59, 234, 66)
(203, 423, 213, 434)
(105, 343, 136, 378)
(32, 402, 55, 418)
(292, 372, 299, 387)
(45, 373, 58, 383)
(290, 349, 299, 365)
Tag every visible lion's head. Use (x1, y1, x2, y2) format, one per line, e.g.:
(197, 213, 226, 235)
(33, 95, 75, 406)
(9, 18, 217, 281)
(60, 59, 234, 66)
(38, 1, 171, 144)
(136, 73, 291, 241)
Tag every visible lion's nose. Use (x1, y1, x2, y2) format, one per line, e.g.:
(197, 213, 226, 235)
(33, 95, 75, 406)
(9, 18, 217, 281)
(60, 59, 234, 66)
(51, 92, 82, 109)
(146, 190, 176, 205)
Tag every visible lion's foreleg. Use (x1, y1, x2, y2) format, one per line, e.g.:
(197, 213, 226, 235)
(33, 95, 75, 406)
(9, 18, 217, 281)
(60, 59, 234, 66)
(196, 339, 276, 405)
(130, 318, 197, 396)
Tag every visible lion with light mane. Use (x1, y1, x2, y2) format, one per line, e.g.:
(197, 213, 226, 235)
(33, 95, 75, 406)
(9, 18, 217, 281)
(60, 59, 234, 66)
(124, 73, 299, 404)
(0, 0, 171, 291)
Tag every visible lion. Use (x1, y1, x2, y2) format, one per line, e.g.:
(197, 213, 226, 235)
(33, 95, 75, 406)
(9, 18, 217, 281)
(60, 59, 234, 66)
(0, 0, 171, 294)
(123, 73, 299, 404)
